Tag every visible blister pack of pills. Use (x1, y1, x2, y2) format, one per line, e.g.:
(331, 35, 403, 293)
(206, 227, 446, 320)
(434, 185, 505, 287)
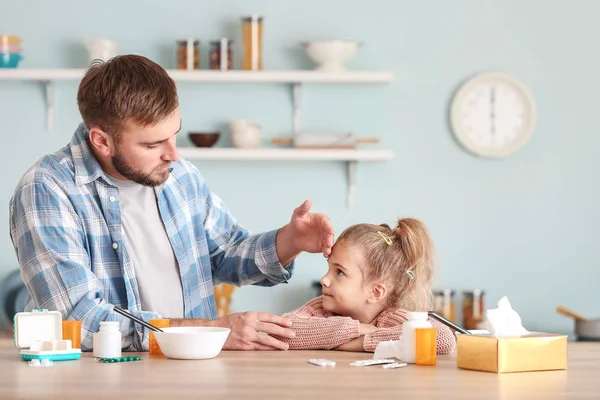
(308, 358, 336, 367)
(97, 356, 141, 363)
(381, 362, 408, 369)
(350, 358, 396, 367)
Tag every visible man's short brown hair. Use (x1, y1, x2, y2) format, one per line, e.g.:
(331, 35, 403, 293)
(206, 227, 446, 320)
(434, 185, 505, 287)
(77, 54, 179, 140)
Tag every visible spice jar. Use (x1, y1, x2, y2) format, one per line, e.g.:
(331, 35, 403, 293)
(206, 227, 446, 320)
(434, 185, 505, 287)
(462, 289, 485, 330)
(209, 39, 233, 70)
(176, 38, 200, 70)
(241, 15, 263, 70)
(433, 289, 456, 323)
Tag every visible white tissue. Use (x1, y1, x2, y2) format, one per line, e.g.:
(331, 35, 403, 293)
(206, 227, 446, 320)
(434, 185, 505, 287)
(373, 340, 403, 360)
(484, 296, 529, 337)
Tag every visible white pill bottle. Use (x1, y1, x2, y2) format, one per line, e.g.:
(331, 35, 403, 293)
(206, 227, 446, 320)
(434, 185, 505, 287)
(399, 311, 432, 363)
(93, 321, 122, 358)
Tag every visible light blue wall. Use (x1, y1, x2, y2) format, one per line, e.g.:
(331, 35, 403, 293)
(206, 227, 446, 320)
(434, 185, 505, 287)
(1, 0, 598, 336)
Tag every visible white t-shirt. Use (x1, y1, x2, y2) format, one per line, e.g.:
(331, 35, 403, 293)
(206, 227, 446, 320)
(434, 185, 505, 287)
(107, 176, 184, 319)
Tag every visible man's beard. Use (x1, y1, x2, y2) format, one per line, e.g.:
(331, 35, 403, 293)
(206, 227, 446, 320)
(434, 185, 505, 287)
(112, 148, 170, 187)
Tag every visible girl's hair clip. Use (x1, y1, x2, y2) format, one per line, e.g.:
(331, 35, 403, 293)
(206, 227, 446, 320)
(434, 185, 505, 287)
(406, 270, 415, 280)
(377, 231, 392, 246)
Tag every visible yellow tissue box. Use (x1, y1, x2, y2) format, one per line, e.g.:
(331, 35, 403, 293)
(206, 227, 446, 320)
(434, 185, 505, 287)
(456, 332, 568, 373)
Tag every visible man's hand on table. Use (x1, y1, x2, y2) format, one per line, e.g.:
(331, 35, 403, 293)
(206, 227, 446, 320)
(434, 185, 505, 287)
(214, 311, 296, 350)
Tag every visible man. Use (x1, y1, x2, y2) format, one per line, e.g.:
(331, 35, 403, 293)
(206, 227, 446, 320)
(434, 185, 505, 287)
(9, 54, 334, 352)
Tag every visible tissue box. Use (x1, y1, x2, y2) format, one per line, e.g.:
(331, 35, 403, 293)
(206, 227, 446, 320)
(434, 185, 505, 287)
(456, 331, 567, 373)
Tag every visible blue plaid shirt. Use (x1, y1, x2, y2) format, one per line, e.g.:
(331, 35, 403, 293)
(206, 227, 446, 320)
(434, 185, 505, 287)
(9, 123, 294, 351)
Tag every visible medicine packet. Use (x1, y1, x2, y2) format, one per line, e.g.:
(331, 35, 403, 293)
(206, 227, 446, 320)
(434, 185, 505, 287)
(308, 358, 336, 367)
(381, 362, 408, 369)
(350, 358, 396, 367)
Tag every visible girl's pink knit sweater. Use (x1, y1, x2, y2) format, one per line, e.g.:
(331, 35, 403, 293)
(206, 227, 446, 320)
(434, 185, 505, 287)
(277, 296, 456, 353)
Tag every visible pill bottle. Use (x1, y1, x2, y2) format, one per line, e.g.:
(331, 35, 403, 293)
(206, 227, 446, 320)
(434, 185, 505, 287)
(400, 311, 431, 363)
(149, 319, 171, 356)
(415, 327, 437, 366)
(93, 321, 122, 359)
(62, 320, 82, 349)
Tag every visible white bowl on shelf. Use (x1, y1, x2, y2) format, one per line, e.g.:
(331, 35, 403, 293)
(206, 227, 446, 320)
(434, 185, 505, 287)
(152, 327, 230, 360)
(302, 40, 362, 72)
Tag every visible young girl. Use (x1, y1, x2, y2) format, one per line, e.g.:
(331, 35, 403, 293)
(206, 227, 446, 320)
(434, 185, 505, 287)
(275, 217, 456, 354)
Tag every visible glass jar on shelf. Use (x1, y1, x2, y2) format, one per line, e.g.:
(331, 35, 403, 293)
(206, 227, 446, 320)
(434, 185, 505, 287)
(311, 281, 322, 298)
(176, 38, 200, 70)
(209, 39, 233, 70)
(241, 15, 263, 70)
(462, 289, 485, 330)
(433, 288, 456, 323)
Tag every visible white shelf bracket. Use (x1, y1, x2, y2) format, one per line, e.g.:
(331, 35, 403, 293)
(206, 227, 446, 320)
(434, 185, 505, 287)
(43, 81, 54, 132)
(346, 161, 357, 210)
(292, 82, 302, 136)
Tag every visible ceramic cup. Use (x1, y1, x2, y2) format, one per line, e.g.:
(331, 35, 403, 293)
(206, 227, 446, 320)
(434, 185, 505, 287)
(229, 119, 261, 148)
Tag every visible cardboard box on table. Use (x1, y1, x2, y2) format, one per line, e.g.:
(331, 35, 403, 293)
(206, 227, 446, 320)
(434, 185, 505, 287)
(456, 330, 567, 373)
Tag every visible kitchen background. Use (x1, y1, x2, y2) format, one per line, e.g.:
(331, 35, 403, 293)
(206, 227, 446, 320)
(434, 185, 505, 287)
(0, 0, 598, 337)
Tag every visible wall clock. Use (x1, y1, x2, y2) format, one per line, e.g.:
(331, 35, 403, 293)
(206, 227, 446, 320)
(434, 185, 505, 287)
(450, 72, 537, 158)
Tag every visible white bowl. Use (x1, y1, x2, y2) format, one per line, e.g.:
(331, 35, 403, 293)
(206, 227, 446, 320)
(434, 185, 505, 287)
(303, 40, 362, 72)
(152, 327, 230, 360)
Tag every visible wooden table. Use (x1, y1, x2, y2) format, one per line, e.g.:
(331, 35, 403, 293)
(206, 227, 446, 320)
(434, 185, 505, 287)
(0, 337, 598, 399)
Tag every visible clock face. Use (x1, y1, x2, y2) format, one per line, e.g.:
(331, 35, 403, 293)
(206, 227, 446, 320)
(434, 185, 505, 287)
(450, 73, 537, 158)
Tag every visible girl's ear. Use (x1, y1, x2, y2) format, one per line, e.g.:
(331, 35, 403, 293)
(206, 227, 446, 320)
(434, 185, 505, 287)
(367, 282, 388, 304)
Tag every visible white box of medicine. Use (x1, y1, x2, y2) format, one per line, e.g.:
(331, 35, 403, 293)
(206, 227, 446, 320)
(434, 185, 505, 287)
(13, 309, 82, 362)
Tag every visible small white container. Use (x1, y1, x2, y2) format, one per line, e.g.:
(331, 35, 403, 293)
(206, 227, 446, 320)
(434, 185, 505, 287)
(14, 309, 82, 362)
(93, 321, 122, 359)
(85, 37, 118, 63)
(229, 119, 262, 148)
(400, 311, 432, 363)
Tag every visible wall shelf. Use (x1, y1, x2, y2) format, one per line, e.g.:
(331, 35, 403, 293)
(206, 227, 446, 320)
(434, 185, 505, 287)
(176, 147, 394, 161)
(178, 148, 395, 209)
(0, 68, 394, 83)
